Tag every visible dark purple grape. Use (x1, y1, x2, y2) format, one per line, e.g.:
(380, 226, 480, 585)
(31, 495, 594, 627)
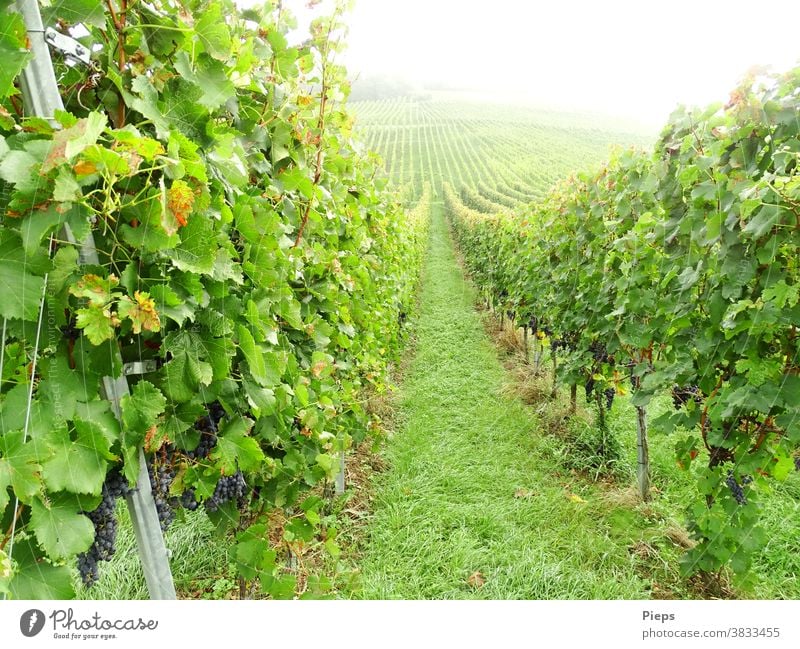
(77, 469, 132, 586)
(725, 471, 747, 505)
(604, 387, 615, 410)
(180, 488, 200, 512)
(589, 340, 613, 365)
(205, 472, 248, 512)
(147, 460, 177, 531)
(671, 384, 702, 410)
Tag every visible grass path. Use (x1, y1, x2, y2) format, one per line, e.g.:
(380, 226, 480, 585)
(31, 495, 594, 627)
(353, 202, 654, 599)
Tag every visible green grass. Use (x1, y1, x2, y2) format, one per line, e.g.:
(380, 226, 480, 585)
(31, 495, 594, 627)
(351, 203, 659, 599)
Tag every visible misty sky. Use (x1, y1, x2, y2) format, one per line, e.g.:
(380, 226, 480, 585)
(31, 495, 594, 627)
(270, 1, 799, 125)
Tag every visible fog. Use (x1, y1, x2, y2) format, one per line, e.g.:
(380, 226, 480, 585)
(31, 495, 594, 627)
(258, 1, 800, 126)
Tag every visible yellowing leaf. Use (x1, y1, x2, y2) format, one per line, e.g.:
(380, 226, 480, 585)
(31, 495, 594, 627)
(118, 290, 161, 334)
(568, 493, 587, 504)
(73, 160, 97, 176)
(167, 179, 195, 229)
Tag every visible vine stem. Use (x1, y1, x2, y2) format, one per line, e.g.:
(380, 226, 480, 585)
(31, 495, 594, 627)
(700, 374, 725, 454)
(106, 0, 127, 127)
(292, 13, 340, 248)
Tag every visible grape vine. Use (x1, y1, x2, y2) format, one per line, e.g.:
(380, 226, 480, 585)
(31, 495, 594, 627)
(448, 67, 800, 577)
(0, 0, 428, 599)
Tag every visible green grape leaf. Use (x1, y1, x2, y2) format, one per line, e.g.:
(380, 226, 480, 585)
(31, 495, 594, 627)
(194, 5, 232, 61)
(0, 10, 31, 99)
(237, 324, 268, 386)
(41, 418, 115, 496)
(210, 415, 263, 474)
(173, 51, 235, 110)
(0, 234, 46, 321)
(9, 540, 76, 600)
(161, 331, 213, 402)
(121, 380, 166, 437)
(30, 494, 95, 561)
(75, 305, 120, 345)
(42, 0, 106, 28)
(235, 524, 276, 582)
(0, 430, 43, 504)
(742, 204, 784, 238)
(171, 214, 216, 275)
(0, 459, 11, 517)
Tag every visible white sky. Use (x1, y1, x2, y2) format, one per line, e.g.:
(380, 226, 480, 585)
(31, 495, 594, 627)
(258, 1, 800, 126)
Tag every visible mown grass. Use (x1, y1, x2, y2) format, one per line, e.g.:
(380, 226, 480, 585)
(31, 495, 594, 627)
(350, 203, 657, 598)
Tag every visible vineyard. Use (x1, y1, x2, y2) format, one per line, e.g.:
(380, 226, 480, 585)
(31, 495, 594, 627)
(352, 97, 651, 203)
(0, 0, 798, 603)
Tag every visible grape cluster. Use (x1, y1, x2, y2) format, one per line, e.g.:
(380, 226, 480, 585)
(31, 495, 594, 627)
(671, 384, 702, 410)
(725, 471, 752, 505)
(187, 403, 223, 459)
(180, 488, 200, 511)
(604, 387, 615, 410)
(795, 456, 800, 472)
(147, 402, 234, 528)
(59, 314, 80, 341)
(589, 340, 613, 365)
(551, 338, 569, 352)
(584, 376, 595, 399)
(147, 460, 177, 531)
(76, 469, 132, 587)
(205, 472, 248, 512)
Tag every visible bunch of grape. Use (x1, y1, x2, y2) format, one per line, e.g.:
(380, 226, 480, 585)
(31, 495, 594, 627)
(147, 459, 177, 531)
(551, 339, 568, 352)
(205, 472, 248, 512)
(671, 385, 702, 410)
(585, 376, 595, 399)
(604, 387, 615, 410)
(589, 340, 613, 365)
(725, 470, 751, 505)
(146, 402, 230, 528)
(795, 456, 800, 472)
(59, 313, 80, 341)
(180, 488, 200, 512)
(76, 469, 132, 587)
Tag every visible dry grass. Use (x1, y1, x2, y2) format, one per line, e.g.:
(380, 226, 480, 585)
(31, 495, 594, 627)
(687, 570, 737, 600)
(601, 484, 648, 509)
(662, 523, 696, 550)
(501, 363, 550, 405)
